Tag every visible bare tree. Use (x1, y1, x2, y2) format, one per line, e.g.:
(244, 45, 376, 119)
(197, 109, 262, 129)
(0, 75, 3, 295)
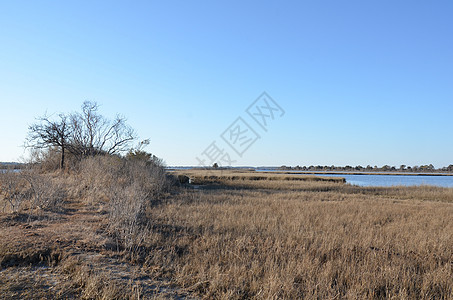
(69, 101, 136, 157)
(26, 113, 70, 169)
(26, 101, 137, 169)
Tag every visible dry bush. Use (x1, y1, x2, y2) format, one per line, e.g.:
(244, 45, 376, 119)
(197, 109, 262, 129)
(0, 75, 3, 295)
(27, 147, 80, 172)
(106, 159, 171, 256)
(75, 155, 123, 204)
(108, 182, 150, 253)
(75, 155, 173, 255)
(0, 168, 66, 214)
(0, 170, 29, 213)
(22, 170, 66, 211)
(1, 154, 172, 253)
(76, 155, 171, 202)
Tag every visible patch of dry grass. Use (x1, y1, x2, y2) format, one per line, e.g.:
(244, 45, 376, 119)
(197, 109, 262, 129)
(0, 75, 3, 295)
(143, 170, 453, 299)
(2, 167, 453, 299)
(172, 169, 346, 185)
(0, 156, 188, 299)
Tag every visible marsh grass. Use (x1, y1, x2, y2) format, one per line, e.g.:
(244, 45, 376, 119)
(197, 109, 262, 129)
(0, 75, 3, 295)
(0, 156, 179, 299)
(172, 169, 345, 185)
(2, 167, 453, 298)
(143, 170, 453, 299)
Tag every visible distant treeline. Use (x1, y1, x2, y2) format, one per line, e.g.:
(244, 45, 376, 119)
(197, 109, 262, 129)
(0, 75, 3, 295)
(279, 164, 453, 173)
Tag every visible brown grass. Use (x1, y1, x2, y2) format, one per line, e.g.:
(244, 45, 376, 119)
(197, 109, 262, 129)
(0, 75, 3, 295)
(172, 169, 346, 185)
(146, 170, 453, 299)
(0, 157, 187, 299)
(2, 167, 453, 299)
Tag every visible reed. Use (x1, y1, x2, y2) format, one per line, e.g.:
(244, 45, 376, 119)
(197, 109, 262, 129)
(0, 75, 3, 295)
(2, 168, 453, 298)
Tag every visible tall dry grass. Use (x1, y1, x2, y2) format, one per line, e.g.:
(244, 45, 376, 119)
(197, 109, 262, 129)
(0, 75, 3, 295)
(0, 155, 173, 256)
(73, 155, 174, 256)
(140, 171, 453, 299)
(0, 168, 66, 214)
(0, 154, 176, 299)
(3, 165, 453, 299)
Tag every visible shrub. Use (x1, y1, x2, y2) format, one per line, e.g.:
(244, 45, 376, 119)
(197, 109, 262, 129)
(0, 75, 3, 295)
(0, 168, 66, 213)
(108, 182, 149, 253)
(22, 170, 66, 211)
(27, 147, 80, 172)
(0, 169, 29, 213)
(75, 155, 173, 254)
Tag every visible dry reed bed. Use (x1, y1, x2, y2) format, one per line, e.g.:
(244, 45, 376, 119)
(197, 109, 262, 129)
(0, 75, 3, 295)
(142, 172, 453, 299)
(0, 158, 189, 299)
(2, 167, 453, 299)
(171, 170, 345, 185)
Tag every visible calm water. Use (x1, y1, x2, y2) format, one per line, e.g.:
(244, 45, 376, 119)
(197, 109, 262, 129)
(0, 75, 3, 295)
(318, 174, 453, 188)
(0, 169, 21, 173)
(255, 170, 453, 187)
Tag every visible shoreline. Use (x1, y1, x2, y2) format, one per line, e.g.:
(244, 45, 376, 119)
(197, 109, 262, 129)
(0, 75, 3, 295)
(256, 170, 453, 176)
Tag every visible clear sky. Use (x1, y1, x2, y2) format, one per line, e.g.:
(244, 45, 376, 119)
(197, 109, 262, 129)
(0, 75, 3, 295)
(0, 1, 452, 167)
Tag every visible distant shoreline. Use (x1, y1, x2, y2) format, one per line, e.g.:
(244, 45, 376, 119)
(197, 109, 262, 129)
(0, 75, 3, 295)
(167, 167, 453, 177)
(257, 170, 453, 177)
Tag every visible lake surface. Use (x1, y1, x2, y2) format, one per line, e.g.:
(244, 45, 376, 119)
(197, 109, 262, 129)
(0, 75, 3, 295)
(317, 174, 453, 188)
(255, 170, 453, 187)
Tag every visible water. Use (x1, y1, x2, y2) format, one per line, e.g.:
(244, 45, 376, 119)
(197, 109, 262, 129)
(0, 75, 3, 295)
(0, 169, 21, 173)
(255, 170, 453, 187)
(316, 174, 453, 188)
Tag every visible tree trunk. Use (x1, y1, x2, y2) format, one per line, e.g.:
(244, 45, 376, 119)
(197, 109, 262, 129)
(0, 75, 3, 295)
(60, 145, 65, 169)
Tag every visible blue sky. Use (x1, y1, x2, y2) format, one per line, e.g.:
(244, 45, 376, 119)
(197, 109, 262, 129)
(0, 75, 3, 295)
(0, 1, 452, 167)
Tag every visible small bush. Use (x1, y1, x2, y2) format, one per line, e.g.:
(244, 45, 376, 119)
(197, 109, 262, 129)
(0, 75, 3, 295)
(108, 182, 149, 253)
(0, 168, 66, 213)
(0, 170, 29, 213)
(28, 147, 80, 172)
(75, 155, 173, 254)
(23, 170, 66, 211)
